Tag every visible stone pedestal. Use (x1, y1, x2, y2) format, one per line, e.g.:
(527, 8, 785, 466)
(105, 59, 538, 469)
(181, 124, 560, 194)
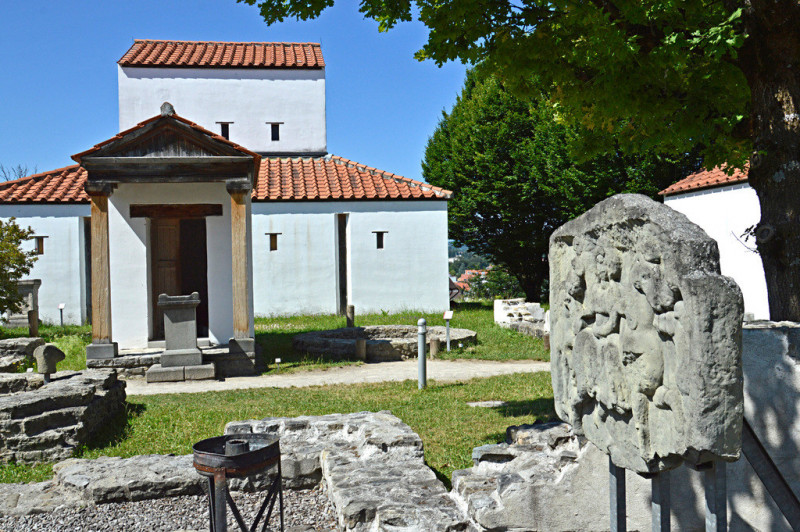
(145, 293, 215, 383)
(86, 342, 118, 360)
(5, 280, 41, 329)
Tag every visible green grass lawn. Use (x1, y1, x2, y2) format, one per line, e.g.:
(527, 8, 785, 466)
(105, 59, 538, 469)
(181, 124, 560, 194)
(255, 301, 549, 373)
(0, 372, 557, 487)
(0, 323, 90, 372)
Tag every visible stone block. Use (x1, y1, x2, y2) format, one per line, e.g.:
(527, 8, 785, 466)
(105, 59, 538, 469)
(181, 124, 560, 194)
(157, 292, 200, 353)
(33, 344, 65, 374)
(549, 194, 744, 473)
(184, 363, 215, 380)
(145, 364, 184, 383)
(85, 342, 118, 360)
(160, 350, 202, 368)
(229, 337, 256, 355)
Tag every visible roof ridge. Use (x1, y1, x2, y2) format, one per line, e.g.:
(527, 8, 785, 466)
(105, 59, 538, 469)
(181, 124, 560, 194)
(131, 39, 322, 46)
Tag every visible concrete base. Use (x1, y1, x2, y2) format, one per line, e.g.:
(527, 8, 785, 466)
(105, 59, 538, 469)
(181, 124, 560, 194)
(228, 337, 256, 355)
(145, 364, 184, 383)
(160, 349, 202, 368)
(185, 363, 216, 381)
(86, 342, 118, 360)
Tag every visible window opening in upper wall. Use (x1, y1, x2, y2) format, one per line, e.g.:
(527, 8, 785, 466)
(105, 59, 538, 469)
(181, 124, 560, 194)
(216, 122, 233, 140)
(373, 231, 388, 249)
(268, 122, 283, 141)
(266, 232, 281, 251)
(33, 236, 47, 255)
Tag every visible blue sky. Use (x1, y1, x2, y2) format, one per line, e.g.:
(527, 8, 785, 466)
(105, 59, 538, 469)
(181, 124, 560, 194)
(0, 0, 467, 181)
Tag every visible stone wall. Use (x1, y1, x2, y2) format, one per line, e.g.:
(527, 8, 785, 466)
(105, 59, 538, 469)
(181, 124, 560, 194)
(0, 337, 44, 372)
(0, 369, 126, 463)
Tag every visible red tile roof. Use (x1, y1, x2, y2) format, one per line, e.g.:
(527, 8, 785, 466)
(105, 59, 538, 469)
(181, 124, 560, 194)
(119, 40, 325, 69)
(0, 157, 451, 204)
(660, 165, 749, 195)
(254, 156, 451, 201)
(0, 165, 88, 204)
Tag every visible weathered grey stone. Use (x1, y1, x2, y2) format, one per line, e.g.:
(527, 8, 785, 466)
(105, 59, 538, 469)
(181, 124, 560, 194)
(85, 342, 118, 360)
(53, 454, 204, 503)
(509, 320, 548, 338)
(0, 337, 45, 372)
(0, 480, 84, 516)
(33, 343, 65, 375)
(549, 194, 744, 473)
(293, 325, 476, 362)
(158, 293, 201, 373)
(145, 364, 184, 382)
(0, 370, 126, 464)
(184, 363, 215, 380)
(227, 411, 471, 531)
(4, 279, 41, 328)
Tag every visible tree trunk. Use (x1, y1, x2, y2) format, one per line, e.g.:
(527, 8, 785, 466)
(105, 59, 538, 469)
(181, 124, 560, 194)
(515, 266, 545, 303)
(739, 2, 800, 321)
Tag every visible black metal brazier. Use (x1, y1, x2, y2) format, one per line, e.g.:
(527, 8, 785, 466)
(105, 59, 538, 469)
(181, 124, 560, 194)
(193, 433, 283, 532)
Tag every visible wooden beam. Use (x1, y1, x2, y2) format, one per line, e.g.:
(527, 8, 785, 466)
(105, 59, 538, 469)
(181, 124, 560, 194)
(230, 191, 249, 339)
(90, 194, 112, 343)
(130, 203, 223, 219)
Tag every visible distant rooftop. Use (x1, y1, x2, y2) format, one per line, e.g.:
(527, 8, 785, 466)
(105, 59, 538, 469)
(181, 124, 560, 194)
(118, 40, 325, 69)
(660, 165, 748, 195)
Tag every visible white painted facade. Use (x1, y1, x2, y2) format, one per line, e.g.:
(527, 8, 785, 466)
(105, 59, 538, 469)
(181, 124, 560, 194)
(664, 182, 769, 319)
(252, 201, 450, 316)
(0, 205, 91, 325)
(118, 66, 326, 154)
(107, 182, 254, 348)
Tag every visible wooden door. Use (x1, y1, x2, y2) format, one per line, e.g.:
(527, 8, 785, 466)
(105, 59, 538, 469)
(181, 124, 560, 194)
(151, 218, 181, 340)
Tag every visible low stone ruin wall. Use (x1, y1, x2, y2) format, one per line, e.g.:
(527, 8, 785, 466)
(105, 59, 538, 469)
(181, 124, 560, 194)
(293, 325, 477, 362)
(0, 411, 471, 531)
(0, 337, 44, 372)
(493, 299, 549, 338)
(0, 369, 126, 463)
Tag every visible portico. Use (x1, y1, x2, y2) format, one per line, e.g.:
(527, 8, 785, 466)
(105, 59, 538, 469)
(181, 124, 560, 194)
(76, 103, 259, 370)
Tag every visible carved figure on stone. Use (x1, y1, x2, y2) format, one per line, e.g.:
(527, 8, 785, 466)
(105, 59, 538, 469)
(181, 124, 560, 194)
(549, 194, 744, 473)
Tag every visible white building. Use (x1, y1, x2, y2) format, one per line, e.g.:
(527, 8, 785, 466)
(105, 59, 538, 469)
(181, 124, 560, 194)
(0, 40, 451, 357)
(660, 166, 769, 319)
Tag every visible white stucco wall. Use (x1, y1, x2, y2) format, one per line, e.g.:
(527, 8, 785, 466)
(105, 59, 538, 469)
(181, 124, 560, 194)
(664, 182, 769, 319)
(118, 66, 326, 154)
(251, 201, 450, 316)
(109, 183, 254, 348)
(0, 205, 90, 325)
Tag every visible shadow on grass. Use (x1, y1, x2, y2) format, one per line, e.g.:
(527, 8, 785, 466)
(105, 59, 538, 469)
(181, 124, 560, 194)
(78, 402, 146, 454)
(493, 398, 557, 419)
(451, 301, 492, 311)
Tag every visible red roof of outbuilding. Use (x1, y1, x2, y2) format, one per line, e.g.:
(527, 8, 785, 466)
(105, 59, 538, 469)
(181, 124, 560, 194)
(660, 165, 748, 195)
(0, 157, 451, 204)
(118, 40, 325, 69)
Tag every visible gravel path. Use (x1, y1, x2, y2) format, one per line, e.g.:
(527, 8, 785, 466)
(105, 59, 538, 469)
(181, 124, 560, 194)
(0, 486, 337, 532)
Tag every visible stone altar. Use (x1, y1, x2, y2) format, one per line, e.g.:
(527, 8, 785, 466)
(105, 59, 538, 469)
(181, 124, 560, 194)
(3, 279, 41, 329)
(549, 194, 744, 473)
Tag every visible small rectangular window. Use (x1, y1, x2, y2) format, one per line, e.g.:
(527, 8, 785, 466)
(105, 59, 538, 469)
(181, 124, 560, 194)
(271, 123, 280, 141)
(373, 231, 388, 249)
(266, 232, 281, 251)
(34, 236, 46, 255)
(216, 122, 233, 140)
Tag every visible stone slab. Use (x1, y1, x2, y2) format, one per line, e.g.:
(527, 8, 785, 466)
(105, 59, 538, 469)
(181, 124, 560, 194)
(160, 350, 202, 368)
(549, 193, 744, 473)
(85, 342, 118, 360)
(145, 364, 184, 383)
(184, 363, 215, 380)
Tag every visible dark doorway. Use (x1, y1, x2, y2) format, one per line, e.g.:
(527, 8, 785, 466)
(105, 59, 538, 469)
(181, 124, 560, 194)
(336, 213, 348, 314)
(150, 218, 209, 340)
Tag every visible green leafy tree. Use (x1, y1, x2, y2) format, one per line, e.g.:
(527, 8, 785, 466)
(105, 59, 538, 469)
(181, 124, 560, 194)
(240, 0, 800, 320)
(0, 219, 36, 316)
(423, 69, 698, 301)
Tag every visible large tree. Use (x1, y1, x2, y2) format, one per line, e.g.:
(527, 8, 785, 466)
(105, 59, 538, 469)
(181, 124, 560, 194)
(241, 0, 800, 320)
(424, 69, 699, 300)
(0, 219, 36, 317)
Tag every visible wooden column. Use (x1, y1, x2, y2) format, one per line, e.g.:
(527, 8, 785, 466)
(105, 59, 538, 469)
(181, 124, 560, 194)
(85, 182, 117, 360)
(228, 181, 250, 339)
(90, 193, 112, 342)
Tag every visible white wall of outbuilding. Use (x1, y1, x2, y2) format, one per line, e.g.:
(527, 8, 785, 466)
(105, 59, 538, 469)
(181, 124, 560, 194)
(251, 200, 450, 316)
(118, 66, 327, 154)
(108, 182, 254, 349)
(0, 204, 91, 325)
(664, 182, 769, 319)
